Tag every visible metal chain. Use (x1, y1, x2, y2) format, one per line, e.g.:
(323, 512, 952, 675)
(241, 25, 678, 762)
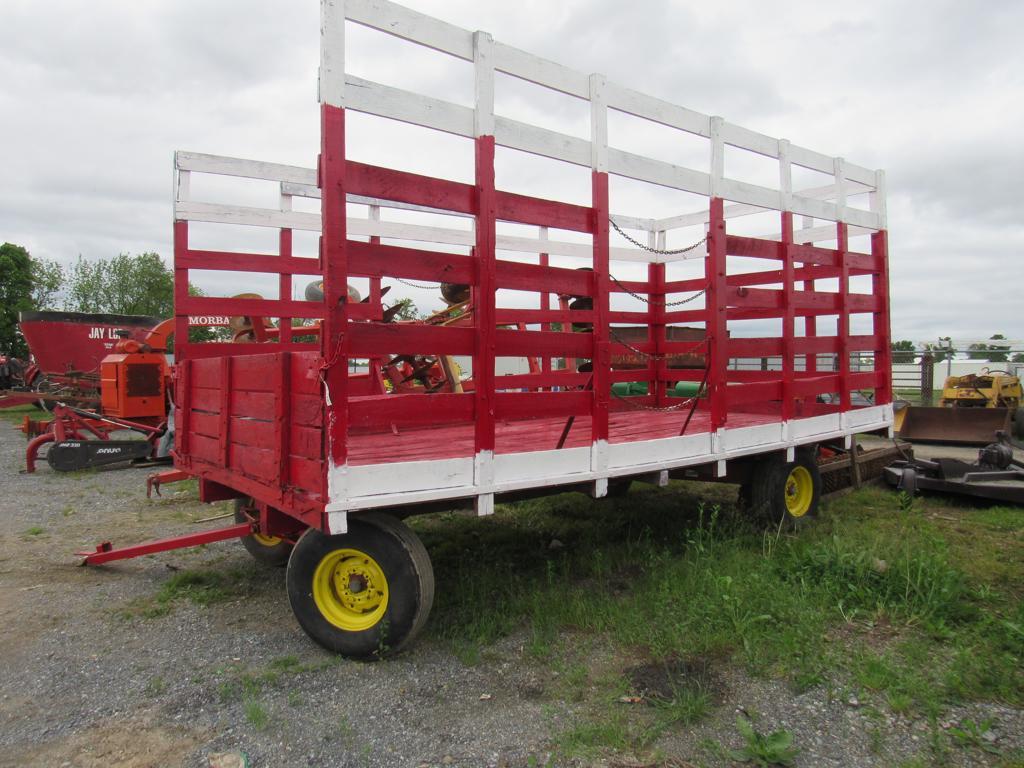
(392, 277, 440, 290)
(610, 217, 708, 256)
(607, 329, 708, 362)
(607, 273, 706, 307)
(610, 390, 700, 412)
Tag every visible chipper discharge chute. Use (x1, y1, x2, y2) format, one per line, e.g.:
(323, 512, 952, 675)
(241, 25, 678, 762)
(896, 371, 1024, 445)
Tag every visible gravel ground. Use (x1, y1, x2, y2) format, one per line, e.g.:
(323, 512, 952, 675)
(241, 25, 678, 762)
(0, 420, 1021, 767)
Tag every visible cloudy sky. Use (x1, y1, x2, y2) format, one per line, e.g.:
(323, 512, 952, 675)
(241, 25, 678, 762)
(2, 0, 1022, 348)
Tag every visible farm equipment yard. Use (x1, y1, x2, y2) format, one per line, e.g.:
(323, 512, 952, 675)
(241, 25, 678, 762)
(3, 1, 1024, 767)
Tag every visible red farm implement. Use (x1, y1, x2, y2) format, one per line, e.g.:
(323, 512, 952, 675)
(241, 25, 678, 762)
(77, 0, 893, 659)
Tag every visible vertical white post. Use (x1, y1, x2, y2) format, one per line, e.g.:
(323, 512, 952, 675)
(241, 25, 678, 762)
(778, 139, 792, 214)
(870, 169, 887, 230)
(319, 0, 346, 108)
(473, 31, 495, 138)
(589, 72, 609, 499)
(709, 116, 725, 199)
(833, 157, 847, 224)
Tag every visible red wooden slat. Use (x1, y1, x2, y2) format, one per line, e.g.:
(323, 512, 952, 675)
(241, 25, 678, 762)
(495, 391, 591, 419)
(347, 160, 476, 214)
(726, 235, 782, 260)
(347, 240, 475, 285)
(495, 328, 592, 358)
(708, 199, 729, 429)
(495, 190, 592, 233)
(495, 260, 591, 296)
(729, 337, 783, 357)
(872, 230, 893, 404)
(179, 250, 322, 275)
(348, 393, 474, 429)
(726, 380, 783, 406)
(347, 323, 476, 356)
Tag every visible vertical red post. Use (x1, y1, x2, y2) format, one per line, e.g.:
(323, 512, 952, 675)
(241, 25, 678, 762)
(276, 352, 291, 486)
(706, 198, 728, 430)
(320, 104, 349, 469)
(540, 245, 551, 389)
(837, 222, 851, 410)
(173, 220, 190, 360)
(279, 227, 293, 344)
(781, 212, 795, 420)
(648, 261, 666, 407)
(872, 229, 893, 405)
(473, 136, 497, 456)
(590, 172, 611, 445)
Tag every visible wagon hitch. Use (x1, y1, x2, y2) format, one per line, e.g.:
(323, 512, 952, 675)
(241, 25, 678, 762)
(77, 522, 255, 566)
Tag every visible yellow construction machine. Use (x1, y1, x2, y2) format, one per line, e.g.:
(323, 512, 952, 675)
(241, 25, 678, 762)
(896, 369, 1024, 444)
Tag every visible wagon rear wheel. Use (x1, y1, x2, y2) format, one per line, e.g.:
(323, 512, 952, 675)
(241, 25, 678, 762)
(286, 514, 434, 659)
(742, 449, 821, 528)
(234, 499, 293, 566)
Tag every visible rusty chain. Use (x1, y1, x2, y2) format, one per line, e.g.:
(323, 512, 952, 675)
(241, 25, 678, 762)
(610, 217, 708, 256)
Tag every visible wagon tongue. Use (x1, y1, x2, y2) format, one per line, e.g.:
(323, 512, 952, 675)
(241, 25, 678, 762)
(46, 439, 154, 472)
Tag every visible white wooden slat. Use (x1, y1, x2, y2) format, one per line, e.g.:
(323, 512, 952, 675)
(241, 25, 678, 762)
(786, 223, 874, 244)
(175, 201, 322, 231)
(609, 214, 657, 232)
(320, 0, 345, 107)
(788, 143, 834, 174)
(491, 40, 589, 99)
(493, 116, 591, 167)
(844, 161, 876, 187)
(844, 207, 879, 230)
(345, 0, 473, 61)
(654, 181, 875, 231)
(607, 148, 710, 197)
(717, 177, 782, 211)
(345, 76, 474, 137)
(175, 151, 316, 186)
(604, 81, 710, 136)
(790, 194, 838, 222)
(720, 121, 779, 159)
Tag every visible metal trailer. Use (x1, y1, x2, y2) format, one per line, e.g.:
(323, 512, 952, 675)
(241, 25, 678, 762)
(81, 0, 894, 659)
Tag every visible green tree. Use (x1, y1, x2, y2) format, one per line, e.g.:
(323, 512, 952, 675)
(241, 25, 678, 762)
(967, 342, 989, 361)
(1012, 352, 1024, 363)
(0, 243, 34, 357)
(925, 337, 956, 364)
(890, 340, 916, 364)
(390, 297, 422, 321)
(986, 334, 1010, 363)
(65, 252, 173, 317)
(30, 258, 64, 310)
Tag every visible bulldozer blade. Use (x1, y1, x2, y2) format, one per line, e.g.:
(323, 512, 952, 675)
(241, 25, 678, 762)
(896, 406, 1012, 445)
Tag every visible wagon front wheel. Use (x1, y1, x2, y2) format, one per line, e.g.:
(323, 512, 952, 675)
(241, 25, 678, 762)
(234, 499, 293, 566)
(286, 514, 434, 659)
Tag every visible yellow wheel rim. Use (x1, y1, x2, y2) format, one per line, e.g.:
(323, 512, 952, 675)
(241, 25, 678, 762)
(252, 532, 283, 547)
(784, 466, 813, 517)
(312, 548, 389, 632)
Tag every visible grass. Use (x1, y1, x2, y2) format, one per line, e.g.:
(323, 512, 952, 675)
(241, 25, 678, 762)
(406, 479, 1023, 761)
(120, 566, 265, 619)
(23, 526, 46, 537)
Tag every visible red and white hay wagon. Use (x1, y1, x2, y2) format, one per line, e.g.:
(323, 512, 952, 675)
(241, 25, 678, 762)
(82, 0, 893, 658)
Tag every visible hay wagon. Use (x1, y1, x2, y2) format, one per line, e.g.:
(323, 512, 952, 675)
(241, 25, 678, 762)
(82, 0, 893, 658)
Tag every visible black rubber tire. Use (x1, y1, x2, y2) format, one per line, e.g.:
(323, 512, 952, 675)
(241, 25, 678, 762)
(234, 499, 293, 567)
(286, 514, 434, 659)
(1015, 408, 1024, 441)
(743, 448, 822, 528)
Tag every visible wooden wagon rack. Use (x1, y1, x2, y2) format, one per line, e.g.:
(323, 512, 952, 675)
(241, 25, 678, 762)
(84, 0, 895, 657)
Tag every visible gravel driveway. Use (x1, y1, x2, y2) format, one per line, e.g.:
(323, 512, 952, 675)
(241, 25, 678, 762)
(0, 420, 1020, 767)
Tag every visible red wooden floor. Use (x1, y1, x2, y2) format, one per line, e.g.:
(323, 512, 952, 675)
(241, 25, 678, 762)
(346, 405, 789, 466)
